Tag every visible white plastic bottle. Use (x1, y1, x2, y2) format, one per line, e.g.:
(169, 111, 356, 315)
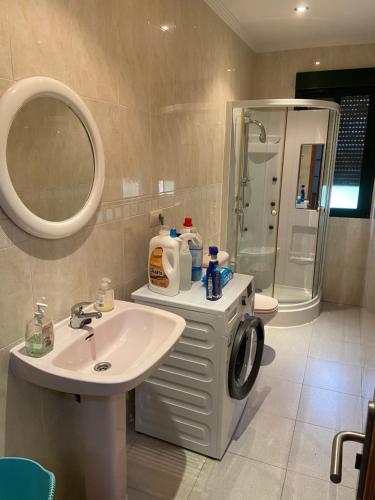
(179, 217, 203, 281)
(148, 226, 180, 296)
(179, 234, 193, 291)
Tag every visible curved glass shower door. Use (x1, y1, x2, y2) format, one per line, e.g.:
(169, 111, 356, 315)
(226, 100, 339, 308)
(274, 108, 330, 303)
(228, 107, 287, 296)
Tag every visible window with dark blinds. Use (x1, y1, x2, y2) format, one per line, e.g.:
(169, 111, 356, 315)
(331, 95, 370, 209)
(295, 67, 375, 218)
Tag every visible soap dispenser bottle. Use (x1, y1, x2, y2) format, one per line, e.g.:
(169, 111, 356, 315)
(94, 277, 115, 312)
(25, 300, 54, 357)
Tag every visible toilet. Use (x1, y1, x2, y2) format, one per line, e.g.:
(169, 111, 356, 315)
(254, 293, 278, 324)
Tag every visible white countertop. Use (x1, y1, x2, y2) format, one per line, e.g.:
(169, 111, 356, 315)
(131, 273, 253, 314)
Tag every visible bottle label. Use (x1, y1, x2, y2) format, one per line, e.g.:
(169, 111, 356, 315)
(149, 247, 170, 288)
(190, 247, 202, 281)
(206, 264, 222, 300)
(42, 323, 54, 348)
(96, 291, 105, 307)
(190, 247, 202, 267)
(207, 275, 213, 299)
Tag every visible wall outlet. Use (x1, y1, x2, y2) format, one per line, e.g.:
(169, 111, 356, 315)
(149, 209, 164, 228)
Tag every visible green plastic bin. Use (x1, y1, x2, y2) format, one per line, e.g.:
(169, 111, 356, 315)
(0, 457, 55, 500)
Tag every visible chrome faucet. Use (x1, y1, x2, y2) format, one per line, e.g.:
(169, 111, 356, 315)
(69, 302, 102, 329)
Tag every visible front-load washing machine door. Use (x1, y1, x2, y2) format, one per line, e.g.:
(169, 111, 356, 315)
(228, 314, 264, 400)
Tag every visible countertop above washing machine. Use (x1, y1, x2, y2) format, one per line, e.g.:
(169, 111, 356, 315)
(131, 273, 254, 314)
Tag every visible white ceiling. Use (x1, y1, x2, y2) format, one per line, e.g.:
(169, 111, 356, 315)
(205, 0, 375, 53)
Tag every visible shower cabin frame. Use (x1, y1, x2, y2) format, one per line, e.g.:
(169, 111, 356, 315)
(222, 99, 340, 326)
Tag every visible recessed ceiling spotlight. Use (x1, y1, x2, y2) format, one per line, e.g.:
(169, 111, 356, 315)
(160, 24, 170, 32)
(315, 61, 321, 66)
(294, 5, 309, 13)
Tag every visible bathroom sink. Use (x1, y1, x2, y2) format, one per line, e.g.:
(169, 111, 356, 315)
(10, 300, 186, 396)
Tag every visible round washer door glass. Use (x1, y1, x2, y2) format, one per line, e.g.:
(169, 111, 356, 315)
(228, 315, 264, 400)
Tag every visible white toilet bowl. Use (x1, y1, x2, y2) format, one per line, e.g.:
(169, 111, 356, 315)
(254, 293, 278, 324)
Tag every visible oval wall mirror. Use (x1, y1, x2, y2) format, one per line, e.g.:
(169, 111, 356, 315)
(0, 77, 105, 239)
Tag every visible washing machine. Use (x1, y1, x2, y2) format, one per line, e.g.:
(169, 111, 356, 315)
(131, 274, 264, 459)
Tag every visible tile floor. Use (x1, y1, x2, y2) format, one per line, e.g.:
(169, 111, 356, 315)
(127, 303, 375, 500)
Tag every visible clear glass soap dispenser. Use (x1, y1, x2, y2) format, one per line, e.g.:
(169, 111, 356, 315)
(25, 300, 54, 357)
(94, 277, 114, 312)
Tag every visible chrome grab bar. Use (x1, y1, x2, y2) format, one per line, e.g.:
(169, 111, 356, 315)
(330, 431, 365, 484)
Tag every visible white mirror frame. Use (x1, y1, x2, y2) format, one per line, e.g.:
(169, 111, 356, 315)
(0, 76, 105, 239)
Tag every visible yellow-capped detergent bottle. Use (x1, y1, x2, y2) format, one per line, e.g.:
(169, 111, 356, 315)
(148, 226, 180, 296)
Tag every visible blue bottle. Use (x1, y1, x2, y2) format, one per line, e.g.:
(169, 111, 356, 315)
(206, 246, 222, 301)
(300, 185, 305, 202)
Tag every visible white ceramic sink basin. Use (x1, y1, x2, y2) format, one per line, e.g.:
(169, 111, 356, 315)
(10, 300, 186, 396)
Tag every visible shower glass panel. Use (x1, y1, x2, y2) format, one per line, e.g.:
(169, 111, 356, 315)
(230, 107, 287, 296)
(274, 109, 330, 304)
(312, 109, 340, 299)
(226, 100, 340, 320)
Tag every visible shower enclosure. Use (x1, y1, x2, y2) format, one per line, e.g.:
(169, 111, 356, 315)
(223, 100, 340, 325)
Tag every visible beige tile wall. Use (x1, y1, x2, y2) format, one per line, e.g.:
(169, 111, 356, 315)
(0, 1, 254, 498)
(362, 186, 375, 312)
(252, 43, 375, 305)
(323, 217, 370, 306)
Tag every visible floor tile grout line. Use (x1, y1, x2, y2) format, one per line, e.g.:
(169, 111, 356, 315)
(307, 348, 363, 367)
(225, 451, 288, 473)
(283, 467, 357, 492)
(308, 352, 363, 367)
(299, 327, 312, 404)
(294, 417, 362, 434)
(285, 462, 357, 490)
(226, 447, 290, 471)
(279, 336, 314, 499)
(186, 456, 207, 500)
(302, 381, 363, 398)
(302, 381, 364, 398)
(280, 417, 298, 500)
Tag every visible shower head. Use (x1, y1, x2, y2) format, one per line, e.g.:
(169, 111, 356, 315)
(250, 119, 267, 143)
(244, 111, 267, 143)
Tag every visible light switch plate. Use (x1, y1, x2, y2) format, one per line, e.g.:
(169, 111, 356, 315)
(149, 209, 163, 227)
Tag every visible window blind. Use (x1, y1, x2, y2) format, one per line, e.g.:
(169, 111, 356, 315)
(333, 95, 370, 187)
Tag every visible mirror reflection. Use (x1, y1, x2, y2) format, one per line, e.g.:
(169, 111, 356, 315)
(7, 97, 95, 222)
(295, 143, 325, 210)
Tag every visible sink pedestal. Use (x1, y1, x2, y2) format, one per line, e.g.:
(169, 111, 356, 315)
(80, 394, 127, 500)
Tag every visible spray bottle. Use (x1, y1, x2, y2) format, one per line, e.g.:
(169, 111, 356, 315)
(206, 246, 222, 301)
(179, 234, 193, 291)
